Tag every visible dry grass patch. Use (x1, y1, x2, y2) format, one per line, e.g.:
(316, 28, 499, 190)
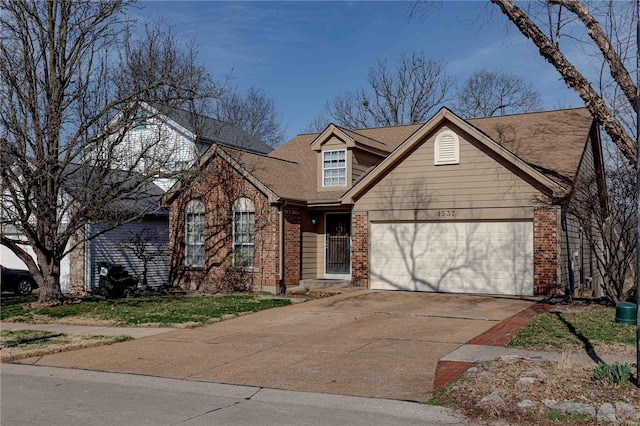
(439, 358, 639, 425)
(0, 329, 130, 362)
(436, 302, 639, 425)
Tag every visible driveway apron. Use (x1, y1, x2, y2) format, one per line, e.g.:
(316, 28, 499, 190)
(14, 291, 534, 402)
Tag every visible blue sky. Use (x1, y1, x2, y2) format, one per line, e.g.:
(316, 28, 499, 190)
(140, 1, 583, 141)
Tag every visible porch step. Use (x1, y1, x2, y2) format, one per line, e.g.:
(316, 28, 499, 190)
(299, 279, 351, 289)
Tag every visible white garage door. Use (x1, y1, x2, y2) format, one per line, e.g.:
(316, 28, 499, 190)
(370, 221, 533, 296)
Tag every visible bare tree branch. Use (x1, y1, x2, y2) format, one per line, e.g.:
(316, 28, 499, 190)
(549, 0, 636, 109)
(490, 0, 636, 164)
(315, 51, 455, 129)
(0, 0, 217, 304)
(213, 85, 285, 147)
(455, 68, 543, 117)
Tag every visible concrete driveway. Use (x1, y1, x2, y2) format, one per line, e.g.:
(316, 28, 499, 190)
(15, 291, 534, 402)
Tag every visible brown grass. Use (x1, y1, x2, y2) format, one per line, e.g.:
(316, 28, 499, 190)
(1, 334, 130, 363)
(439, 303, 639, 425)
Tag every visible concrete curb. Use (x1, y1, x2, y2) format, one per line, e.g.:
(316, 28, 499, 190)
(0, 322, 175, 339)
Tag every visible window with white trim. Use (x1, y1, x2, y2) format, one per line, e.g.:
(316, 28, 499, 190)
(185, 200, 205, 267)
(322, 149, 347, 187)
(233, 197, 255, 267)
(434, 130, 459, 165)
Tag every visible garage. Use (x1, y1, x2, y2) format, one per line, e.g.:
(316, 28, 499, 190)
(369, 221, 533, 296)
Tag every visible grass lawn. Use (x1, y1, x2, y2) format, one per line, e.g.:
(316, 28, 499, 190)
(0, 295, 292, 327)
(0, 329, 130, 362)
(507, 305, 637, 352)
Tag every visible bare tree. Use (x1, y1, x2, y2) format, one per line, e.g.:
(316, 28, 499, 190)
(312, 51, 455, 130)
(214, 85, 286, 147)
(119, 226, 169, 288)
(0, 1, 217, 304)
(563, 144, 636, 303)
(485, 0, 638, 383)
(490, 0, 637, 164)
(454, 69, 543, 118)
(302, 113, 332, 134)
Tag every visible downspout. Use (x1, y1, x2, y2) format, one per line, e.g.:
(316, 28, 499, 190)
(278, 202, 287, 294)
(560, 209, 574, 299)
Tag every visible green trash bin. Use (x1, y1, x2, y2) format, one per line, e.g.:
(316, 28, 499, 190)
(614, 302, 637, 325)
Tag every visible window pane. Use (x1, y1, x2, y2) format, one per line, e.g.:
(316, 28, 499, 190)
(185, 201, 205, 267)
(232, 198, 255, 267)
(322, 150, 346, 187)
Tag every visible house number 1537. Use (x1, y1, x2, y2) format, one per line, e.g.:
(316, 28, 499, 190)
(437, 210, 456, 217)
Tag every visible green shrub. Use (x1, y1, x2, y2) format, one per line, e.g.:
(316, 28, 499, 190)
(592, 362, 632, 386)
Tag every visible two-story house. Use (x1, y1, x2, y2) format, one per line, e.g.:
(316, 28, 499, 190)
(162, 107, 606, 297)
(1, 103, 273, 294)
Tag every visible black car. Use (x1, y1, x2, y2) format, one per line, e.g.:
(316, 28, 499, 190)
(1, 265, 38, 295)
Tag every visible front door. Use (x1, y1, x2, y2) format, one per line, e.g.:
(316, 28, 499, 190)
(325, 213, 350, 276)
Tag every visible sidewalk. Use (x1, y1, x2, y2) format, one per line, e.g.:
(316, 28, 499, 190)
(0, 322, 175, 339)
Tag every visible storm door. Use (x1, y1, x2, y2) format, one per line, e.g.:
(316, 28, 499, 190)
(325, 213, 351, 276)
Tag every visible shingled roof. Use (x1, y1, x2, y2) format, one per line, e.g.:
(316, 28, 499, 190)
(167, 107, 595, 206)
(468, 108, 593, 183)
(152, 104, 274, 155)
(255, 107, 594, 203)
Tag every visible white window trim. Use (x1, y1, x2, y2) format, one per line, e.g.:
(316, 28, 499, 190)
(322, 149, 347, 187)
(434, 130, 460, 165)
(232, 197, 255, 268)
(185, 200, 205, 268)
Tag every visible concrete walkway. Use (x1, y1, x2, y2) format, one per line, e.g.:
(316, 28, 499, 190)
(3, 291, 635, 402)
(432, 301, 637, 394)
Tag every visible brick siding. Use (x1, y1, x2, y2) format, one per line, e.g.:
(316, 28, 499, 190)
(283, 206, 301, 286)
(350, 210, 368, 287)
(167, 155, 280, 293)
(533, 206, 561, 295)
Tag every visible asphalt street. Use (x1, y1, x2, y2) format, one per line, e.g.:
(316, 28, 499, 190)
(1, 363, 476, 426)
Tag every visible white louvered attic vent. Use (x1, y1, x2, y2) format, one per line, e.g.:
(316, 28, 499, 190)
(434, 130, 459, 165)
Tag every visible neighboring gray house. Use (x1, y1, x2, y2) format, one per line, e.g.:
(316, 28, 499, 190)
(2, 104, 273, 294)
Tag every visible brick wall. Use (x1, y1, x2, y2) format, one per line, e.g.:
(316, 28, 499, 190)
(167, 155, 280, 293)
(283, 206, 301, 286)
(533, 206, 561, 295)
(351, 210, 368, 287)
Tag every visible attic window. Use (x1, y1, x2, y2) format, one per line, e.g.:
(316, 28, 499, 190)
(434, 130, 459, 165)
(322, 149, 347, 187)
(134, 108, 147, 131)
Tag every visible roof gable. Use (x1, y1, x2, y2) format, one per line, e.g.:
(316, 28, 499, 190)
(341, 108, 566, 204)
(164, 107, 596, 208)
(310, 124, 390, 156)
(161, 143, 282, 206)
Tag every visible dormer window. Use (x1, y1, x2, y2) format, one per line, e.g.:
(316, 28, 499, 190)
(322, 149, 347, 187)
(434, 130, 459, 165)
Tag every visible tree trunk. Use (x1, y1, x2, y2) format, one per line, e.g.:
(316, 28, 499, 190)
(36, 257, 65, 305)
(491, 0, 637, 165)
